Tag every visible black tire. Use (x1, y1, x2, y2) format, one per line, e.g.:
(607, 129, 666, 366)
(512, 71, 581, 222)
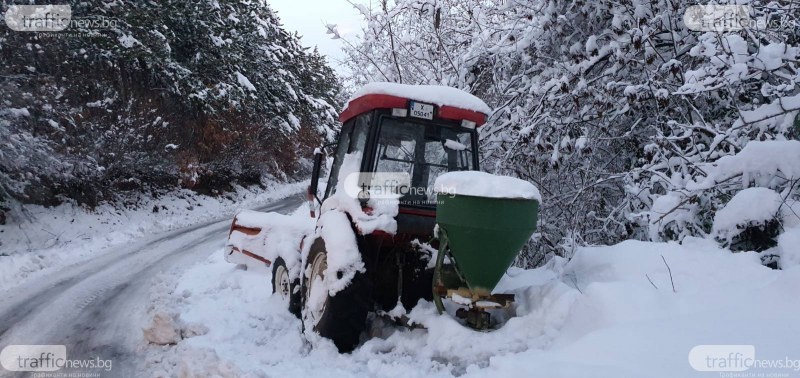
(302, 239, 370, 353)
(272, 257, 301, 318)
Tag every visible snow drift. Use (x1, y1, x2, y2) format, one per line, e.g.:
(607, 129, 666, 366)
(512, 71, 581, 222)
(145, 235, 800, 377)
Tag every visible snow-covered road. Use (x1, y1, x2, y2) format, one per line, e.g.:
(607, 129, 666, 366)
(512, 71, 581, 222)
(0, 194, 304, 377)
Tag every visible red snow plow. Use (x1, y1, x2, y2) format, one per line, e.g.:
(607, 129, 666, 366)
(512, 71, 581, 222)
(226, 215, 272, 266)
(224, 82, 540, 352)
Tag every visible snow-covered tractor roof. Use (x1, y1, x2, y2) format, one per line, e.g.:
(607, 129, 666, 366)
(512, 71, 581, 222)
(340, 82, 491, 127)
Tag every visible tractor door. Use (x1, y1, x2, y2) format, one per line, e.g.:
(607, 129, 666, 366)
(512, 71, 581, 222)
(324, 113, 371, 199)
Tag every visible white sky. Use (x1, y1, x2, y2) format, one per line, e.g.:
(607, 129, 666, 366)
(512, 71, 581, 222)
(268, 0, 371, 76)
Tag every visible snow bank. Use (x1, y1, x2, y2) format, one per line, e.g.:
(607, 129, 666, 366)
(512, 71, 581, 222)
(175, 348, 246, 378)
(712, 187, 782, 241)
(434, 171, 542, 201)
(484, 239, 797, 377)
(149, 236, 800, 377)
(141, 251, 309, 376)
(346, 82, 492, 114)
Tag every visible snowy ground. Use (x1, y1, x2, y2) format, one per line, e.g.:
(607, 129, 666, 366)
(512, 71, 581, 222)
(141, 211, 800, 378)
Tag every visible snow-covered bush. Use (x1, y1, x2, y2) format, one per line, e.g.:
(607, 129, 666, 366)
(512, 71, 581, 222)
(648, 192, 704, 243)
(646, 140, 800, 252)
(711, 188, 783, 251)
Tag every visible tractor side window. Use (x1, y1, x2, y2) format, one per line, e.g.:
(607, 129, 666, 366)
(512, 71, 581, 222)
(350, 115, 369, 154)
(325, 115, 370, 198)
(325, 121, 353, 198)
(445, 128, 475, 172)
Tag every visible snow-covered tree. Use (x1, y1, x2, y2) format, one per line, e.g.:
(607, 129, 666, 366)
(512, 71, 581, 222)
(0, 0, 341, 209)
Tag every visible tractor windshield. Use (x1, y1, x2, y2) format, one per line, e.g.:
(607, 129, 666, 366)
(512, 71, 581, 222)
(373, 117, 476, 206)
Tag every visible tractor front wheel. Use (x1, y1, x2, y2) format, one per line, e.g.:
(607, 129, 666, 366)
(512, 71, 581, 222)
(302, 241, 369, 353)
(272, 257, 301, 318)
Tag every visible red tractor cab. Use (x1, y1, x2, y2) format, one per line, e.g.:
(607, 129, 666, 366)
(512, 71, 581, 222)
(307, 83, 489, 235)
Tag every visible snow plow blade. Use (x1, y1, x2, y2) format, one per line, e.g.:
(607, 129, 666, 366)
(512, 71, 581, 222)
(224, 210, 310, 270)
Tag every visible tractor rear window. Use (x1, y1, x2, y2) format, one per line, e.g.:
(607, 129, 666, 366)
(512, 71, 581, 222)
(373, 117, 475, 205)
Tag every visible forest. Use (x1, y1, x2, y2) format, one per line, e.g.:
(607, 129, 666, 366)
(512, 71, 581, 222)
(1, 0, 341, 210)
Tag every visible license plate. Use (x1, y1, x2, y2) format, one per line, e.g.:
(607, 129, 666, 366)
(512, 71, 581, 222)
(409, 101, 434, 120)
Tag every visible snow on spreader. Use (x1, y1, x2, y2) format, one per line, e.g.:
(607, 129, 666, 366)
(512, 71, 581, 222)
(224, 82, 540, 352)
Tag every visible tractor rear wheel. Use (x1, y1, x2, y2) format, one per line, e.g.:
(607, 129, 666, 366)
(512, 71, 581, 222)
(302, 240, 369, 353)
(272, 257, 301, 318)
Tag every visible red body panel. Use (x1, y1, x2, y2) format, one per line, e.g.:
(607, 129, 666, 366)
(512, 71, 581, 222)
(340, 93, 487, 126)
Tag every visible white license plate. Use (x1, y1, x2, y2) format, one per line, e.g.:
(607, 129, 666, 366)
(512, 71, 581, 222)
(409, 101, 434, 120)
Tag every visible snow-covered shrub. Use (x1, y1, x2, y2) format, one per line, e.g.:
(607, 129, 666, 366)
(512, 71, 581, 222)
(648, 192, 705, 243)
(712, 188, 783, 252)
(642, 139, 800, 250)
(626, 15, 800, 248)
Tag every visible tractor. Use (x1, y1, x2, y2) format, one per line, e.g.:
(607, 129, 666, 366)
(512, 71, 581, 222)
(225, 83, 540, 352)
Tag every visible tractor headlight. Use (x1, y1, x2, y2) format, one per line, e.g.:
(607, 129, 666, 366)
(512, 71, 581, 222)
(357, 187, 370, 206)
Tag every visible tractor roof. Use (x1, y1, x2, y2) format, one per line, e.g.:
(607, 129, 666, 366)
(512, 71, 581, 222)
(340, 82, 491, 127)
